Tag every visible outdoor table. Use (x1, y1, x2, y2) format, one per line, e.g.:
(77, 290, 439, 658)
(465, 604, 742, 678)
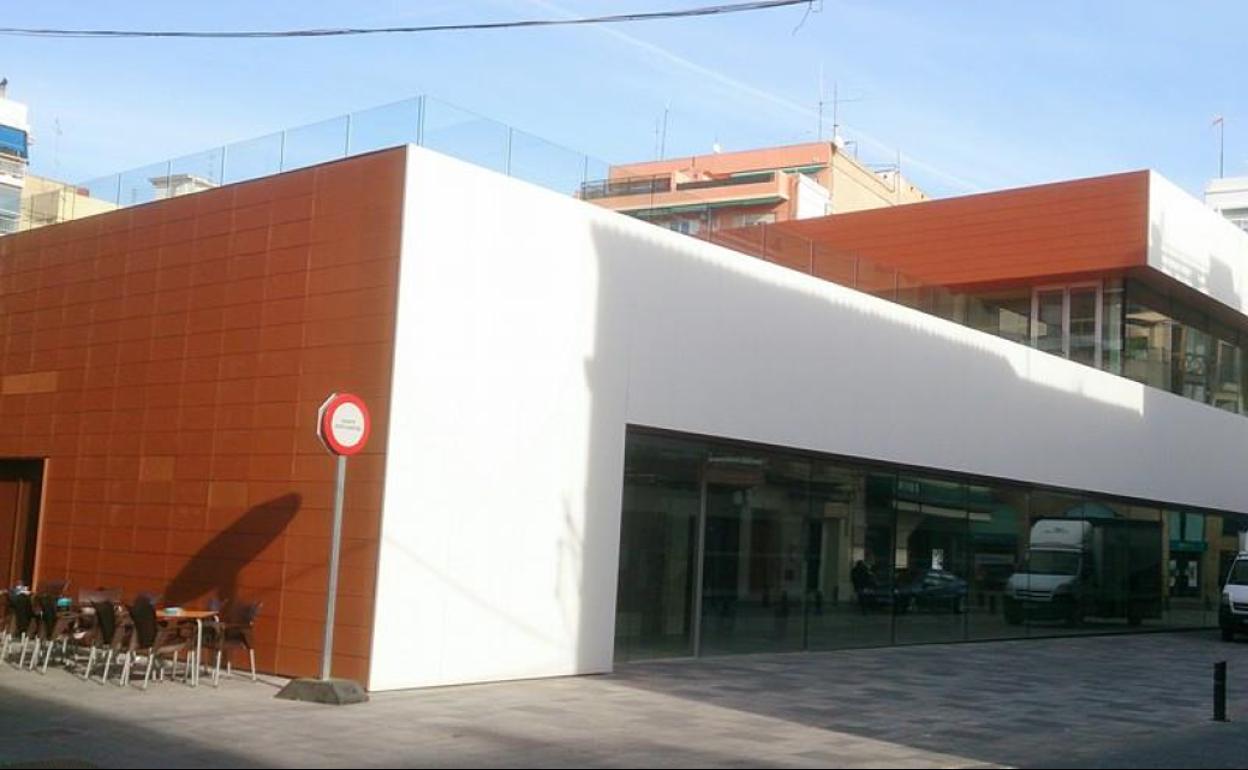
(156, 609, 218, 687)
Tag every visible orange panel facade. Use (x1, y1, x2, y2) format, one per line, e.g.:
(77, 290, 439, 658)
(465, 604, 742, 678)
(0, 147, 408, 683)
(772, 170, 1151, 289)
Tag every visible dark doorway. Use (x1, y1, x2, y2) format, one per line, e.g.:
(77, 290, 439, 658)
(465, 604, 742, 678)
(0, 459, 43, 588)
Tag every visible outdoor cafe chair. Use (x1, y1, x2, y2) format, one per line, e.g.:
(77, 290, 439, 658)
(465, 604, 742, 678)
(8, 592, 37, 668)
(0, 591, 35, 664)
(122, 594, 191, 690)
(77, 590, 126, 683)
(31, 592, 78, 674)
(206, 600, 262, 685)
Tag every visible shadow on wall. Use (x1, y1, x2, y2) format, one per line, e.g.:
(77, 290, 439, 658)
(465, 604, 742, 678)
(163, 493, 302, 606)
(1151, 216, 1246, 315)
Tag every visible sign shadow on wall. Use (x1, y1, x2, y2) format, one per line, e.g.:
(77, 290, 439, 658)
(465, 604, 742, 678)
(163, 493, 302, 606)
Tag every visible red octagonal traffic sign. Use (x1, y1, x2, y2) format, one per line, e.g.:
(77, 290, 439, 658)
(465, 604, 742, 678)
(318, 392, 371, 456)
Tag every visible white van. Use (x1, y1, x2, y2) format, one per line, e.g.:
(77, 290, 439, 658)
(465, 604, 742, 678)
(1220, 553, 1248, 641)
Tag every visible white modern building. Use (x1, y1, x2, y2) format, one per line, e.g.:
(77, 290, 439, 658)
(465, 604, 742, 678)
(4, 137, 1248, 691)
(1207, 176, 1248, 232)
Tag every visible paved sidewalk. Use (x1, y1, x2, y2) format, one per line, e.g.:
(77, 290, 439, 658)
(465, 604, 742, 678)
(2, 631, 1247, 768)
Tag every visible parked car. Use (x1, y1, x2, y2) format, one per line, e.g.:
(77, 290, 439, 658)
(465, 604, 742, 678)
(896, 568, 968, 614)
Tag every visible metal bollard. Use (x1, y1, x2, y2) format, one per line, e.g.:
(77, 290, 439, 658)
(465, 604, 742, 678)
(1215, 660, 1228, 722)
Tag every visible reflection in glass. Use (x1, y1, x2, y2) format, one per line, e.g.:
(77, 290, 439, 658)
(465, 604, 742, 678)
(699, 453, 808, 656)
(1068, 286, 1099, 366)
(1034, 289, 1065, 357)
(967, 484, 1028, 640)
(1101, 280, 1124, 376)
(967, 290, 1030, 345)
(613, 434, 702, 661)
(891, 475, 968, 645)
(1124, 281, 1173, 391)
(614, 429, 1223, 662)
(805, 465, 894, 650)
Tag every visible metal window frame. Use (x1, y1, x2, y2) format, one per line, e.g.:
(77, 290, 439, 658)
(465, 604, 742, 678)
(1031, 281, 1103, 367)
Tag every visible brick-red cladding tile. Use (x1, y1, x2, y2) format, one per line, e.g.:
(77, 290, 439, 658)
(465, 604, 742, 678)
(775, 171, 1149, 287)
(0, 147, 406, 682)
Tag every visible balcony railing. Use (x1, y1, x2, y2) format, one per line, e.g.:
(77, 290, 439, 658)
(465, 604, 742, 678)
(579, 175, 672, 200)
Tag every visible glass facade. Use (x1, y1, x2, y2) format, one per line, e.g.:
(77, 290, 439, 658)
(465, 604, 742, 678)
(1111, 278, 1246, 413)
(615, 428, 1248, 662)
(945, 277, 1248, 418)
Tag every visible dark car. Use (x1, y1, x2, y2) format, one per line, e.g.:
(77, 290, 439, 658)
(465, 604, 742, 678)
(895, 568, 968, 613)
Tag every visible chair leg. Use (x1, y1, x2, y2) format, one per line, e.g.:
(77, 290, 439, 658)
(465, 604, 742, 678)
(249, 649, 256, 682)
(119, 651, 132, 688)
(24, 638, 38, 670)
(213, 648, 222, 687)
(101, 649, 114, 685)
(142, 653, 154, 690)
(82, 647, 97, 680)
(41, 639, 55, 674)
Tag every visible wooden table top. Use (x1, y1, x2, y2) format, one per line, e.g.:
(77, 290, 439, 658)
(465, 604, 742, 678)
(157, 610, 218, 620)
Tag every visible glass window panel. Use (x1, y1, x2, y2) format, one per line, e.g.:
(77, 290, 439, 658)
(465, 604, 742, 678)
(805, 465, 894, 650)
(699, 451, 809, 656)
(1068, 286, 1099, 367)
(967, 483, 1029, 640)
(1123, 280, 1173, 391)
(1173, 323, 1213, 404)
(891, 475, 969, 645)
(1034, 289, 1065, 357)
(614, 433, 703, 662)
(1101, 279, 1124, 376)
(966, 290, 1031, 346)
(1210, 321, 1242, 414)
(1121, 505, 1164, 630)
(1164, 509, 1219, 628)
(1023, 492, 1162, 636)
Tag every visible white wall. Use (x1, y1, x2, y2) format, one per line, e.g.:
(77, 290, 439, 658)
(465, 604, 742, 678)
(370, 148, 1248, 691)
(1149, 171, 1248, 315)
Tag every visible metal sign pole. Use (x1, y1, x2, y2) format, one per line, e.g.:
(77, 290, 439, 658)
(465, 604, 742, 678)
(277, 392, 369, 704)
(320, 453, 347, 681)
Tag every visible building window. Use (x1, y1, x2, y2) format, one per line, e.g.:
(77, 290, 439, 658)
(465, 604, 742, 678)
(735, 212, 776, 228)
(616, 427, 1238, 663)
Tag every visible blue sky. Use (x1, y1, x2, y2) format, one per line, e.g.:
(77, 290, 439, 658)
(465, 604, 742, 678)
(3, 1, 1245, 198)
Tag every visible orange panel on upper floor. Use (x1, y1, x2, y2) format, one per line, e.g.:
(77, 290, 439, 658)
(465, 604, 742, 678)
(770, 170, 1151, 288)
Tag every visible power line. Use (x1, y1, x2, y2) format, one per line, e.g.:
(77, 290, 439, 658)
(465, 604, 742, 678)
(0, 1, 813, 39)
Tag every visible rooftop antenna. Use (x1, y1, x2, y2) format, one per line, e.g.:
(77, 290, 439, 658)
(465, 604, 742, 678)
(1213, 115, 1225, 178)
(0, 78, 7, 98)
(818, 69, 863, 147)
(817, 63, 825, 141)
(832, 81, 863, 147)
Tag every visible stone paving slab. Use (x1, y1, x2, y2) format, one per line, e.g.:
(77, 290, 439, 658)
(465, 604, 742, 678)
(3, 631, 1248, 768)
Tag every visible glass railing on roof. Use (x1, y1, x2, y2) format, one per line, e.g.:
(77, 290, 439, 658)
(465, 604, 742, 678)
(6, 94, 610, 235)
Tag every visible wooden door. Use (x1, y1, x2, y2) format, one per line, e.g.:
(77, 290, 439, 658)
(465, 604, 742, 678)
(0, 461, 42, 588)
